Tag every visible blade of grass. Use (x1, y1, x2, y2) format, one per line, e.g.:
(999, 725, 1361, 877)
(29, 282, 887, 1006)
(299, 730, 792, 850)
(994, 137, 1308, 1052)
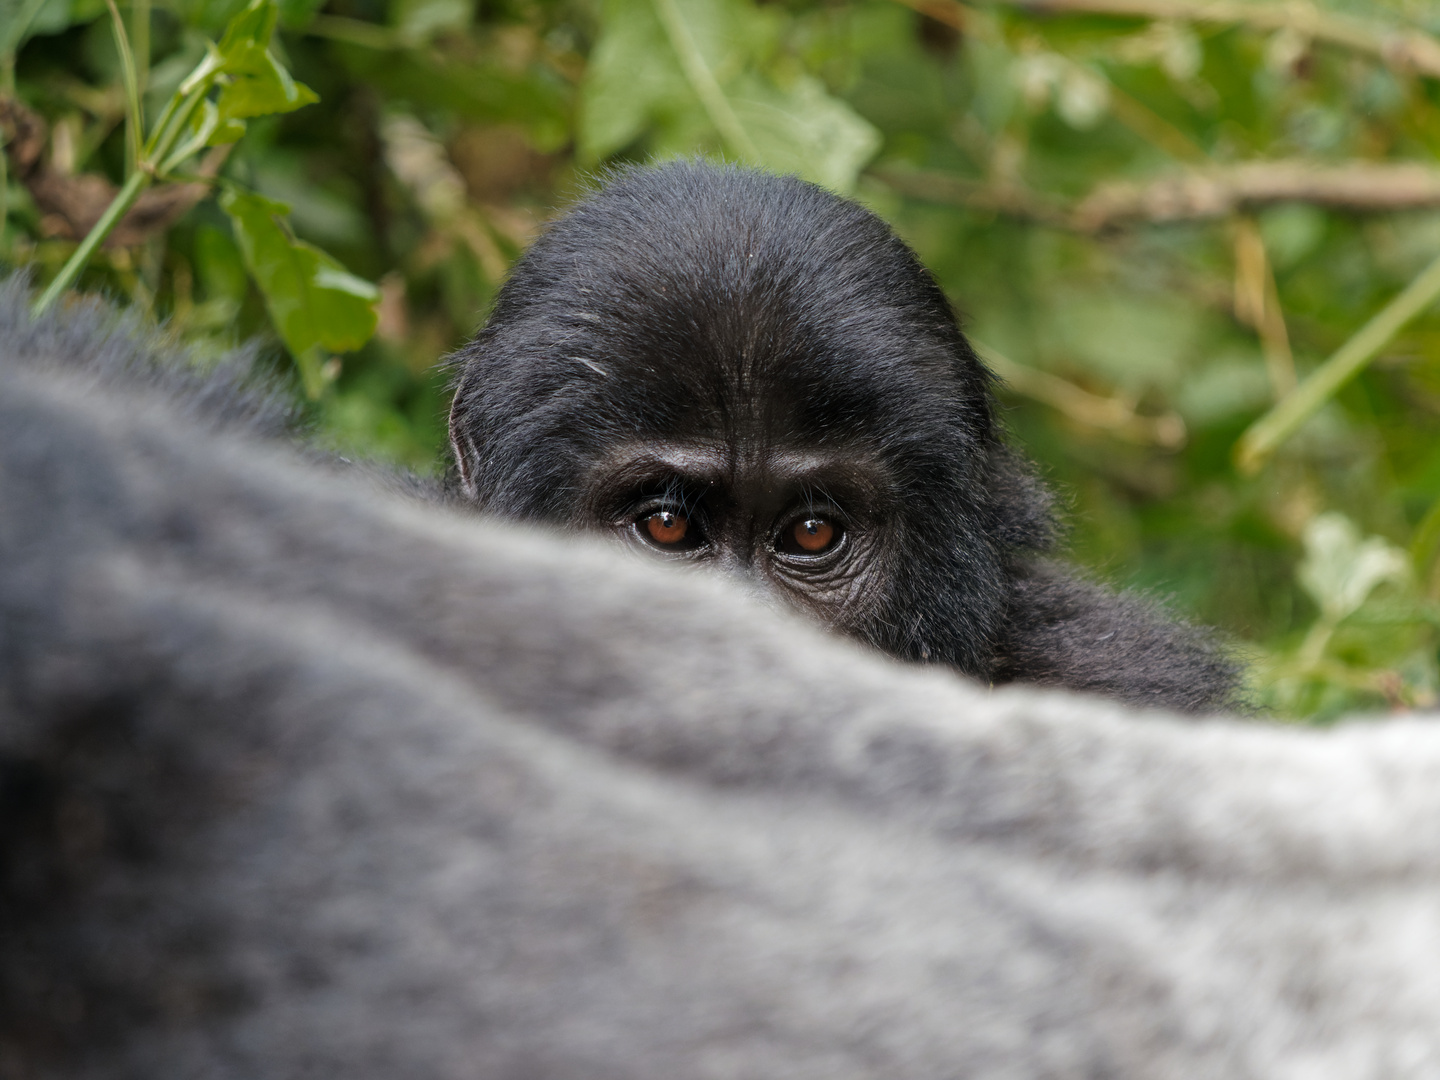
(1235, 250, 1440, 474)
(105, 0, 144, 177)
(131, 0, 150, 98)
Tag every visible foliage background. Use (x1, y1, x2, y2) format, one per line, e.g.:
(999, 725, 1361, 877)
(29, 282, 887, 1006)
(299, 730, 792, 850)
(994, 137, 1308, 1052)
(4, 0, 1439, 719)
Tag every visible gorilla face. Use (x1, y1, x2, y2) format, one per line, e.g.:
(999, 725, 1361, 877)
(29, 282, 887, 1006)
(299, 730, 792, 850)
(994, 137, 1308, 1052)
(580, 434, 903, 637)
(447, 162, 1054, 676)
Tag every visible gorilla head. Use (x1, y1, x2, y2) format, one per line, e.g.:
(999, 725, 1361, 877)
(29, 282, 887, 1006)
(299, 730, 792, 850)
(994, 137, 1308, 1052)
(448, 161, 1233, 707)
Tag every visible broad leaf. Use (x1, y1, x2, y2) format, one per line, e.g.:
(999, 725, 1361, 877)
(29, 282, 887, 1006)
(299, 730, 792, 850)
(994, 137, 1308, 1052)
(1298, 513, 1411, 625)
(3, 0, 105, 50)
(389, 0, 470, 41)
(336, 44, 569, 151)
(732, 74, 880, 194)
(580, 0, 876, 191)
(219, 187, 379, 396)
(580, 0, 685, 161)
(200, 0, 319, 145)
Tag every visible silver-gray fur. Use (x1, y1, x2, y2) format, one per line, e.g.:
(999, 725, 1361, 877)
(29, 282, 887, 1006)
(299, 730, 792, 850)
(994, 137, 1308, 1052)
(4, 279, 1440, 1078)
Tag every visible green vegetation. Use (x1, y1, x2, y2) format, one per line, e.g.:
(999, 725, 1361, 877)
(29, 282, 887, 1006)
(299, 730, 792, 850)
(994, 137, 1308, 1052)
(4, 0, 1438, 719)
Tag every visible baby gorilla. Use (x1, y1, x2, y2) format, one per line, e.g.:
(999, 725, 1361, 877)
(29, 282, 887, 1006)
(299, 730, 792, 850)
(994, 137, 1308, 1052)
(448, 161, 1235, 711)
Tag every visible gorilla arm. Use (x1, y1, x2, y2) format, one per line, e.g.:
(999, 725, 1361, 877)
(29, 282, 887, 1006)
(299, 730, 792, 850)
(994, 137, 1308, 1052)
(990, 562, 1240, 713)
(4, 282, 1440, 1079)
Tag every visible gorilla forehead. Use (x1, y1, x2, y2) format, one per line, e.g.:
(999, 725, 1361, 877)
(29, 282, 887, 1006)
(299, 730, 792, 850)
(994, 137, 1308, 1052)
(476, 162, 993, 451)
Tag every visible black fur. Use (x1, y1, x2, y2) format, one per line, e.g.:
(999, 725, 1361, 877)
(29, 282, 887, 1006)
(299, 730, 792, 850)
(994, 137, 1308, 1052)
(448, 162, 1236, 711)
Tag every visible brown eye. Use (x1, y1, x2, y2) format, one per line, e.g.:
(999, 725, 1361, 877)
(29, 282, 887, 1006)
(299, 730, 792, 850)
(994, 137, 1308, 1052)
(783, 517, 839, 556)
(794, 518, 835, 552)
(644, 510, 689, 546)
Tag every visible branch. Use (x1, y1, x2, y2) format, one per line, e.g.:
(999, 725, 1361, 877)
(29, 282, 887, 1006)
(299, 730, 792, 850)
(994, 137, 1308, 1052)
(1077, 161, 1440, 229)
(869, 165, 1073, 227)
(888, 0, 970, 30)
(976, 341, 1187, 448)
(875, 162, 1440, 231)
(1001, 0, 1440, 81)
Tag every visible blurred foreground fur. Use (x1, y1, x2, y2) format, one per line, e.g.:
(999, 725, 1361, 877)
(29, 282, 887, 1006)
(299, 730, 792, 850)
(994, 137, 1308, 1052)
(3, 279, 1440, 1078)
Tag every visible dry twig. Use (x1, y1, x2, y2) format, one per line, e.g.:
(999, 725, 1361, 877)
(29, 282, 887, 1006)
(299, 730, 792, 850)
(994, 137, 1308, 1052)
(1077, 161, 1440, 229)
(1004, 0, 1440, 81)
(977, 341, 1188, 448)
(888, 0, 1440, 81)
(870, 166, 1072, 226)
(1231, 216, 1296, 397)
(875, 161, 1440, 231)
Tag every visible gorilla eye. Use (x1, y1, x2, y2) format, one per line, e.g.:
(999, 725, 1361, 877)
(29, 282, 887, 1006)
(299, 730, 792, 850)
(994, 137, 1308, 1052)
(642, 510, 691, 548)
(779, 517, 842, 557)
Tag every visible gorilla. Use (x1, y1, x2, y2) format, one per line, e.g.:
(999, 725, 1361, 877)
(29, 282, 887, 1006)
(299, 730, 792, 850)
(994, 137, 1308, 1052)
(5, 279, 1440, 1080)
(448, 162, 1235, 712)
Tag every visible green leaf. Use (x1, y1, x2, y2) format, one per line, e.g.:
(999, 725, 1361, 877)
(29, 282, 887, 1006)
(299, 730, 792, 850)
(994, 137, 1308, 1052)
(388, 0, 470, 41)
(1174, 349, 1271, 427)
(1298, 513, 1411, 625)
(215, 0, 276, 55)
(217, 49, 317, 120)
(580, 0, 684, 160)
(206, 0, 319, 143)
(334, 43, 569, 151)
(1049, 292, 1204, 395)
(219, 187, 379, 397)
(275, 0, 324, 28)
(731, 74, 879, 193)
(0, 0, 50, 56)
(194, 221, 248, 302)
(580, 0, 877, 190)
(3, 0, 105, 50)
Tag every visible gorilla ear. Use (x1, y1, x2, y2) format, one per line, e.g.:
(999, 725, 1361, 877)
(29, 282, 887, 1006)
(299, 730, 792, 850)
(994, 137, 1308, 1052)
(447, 395, 479, 498)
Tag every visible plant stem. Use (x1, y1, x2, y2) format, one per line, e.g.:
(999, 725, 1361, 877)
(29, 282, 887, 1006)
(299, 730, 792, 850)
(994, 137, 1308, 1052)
(976, 340, 1187, 447)
(105, 0, 144, 177)
(1235, 250, 1440, 473)
(31, 169, 151, 316)
(296, 346, 329, 400)
(1295, 617, 1336, 673)
(149, 85, 207, 170)
(131, 0, 150, 97)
